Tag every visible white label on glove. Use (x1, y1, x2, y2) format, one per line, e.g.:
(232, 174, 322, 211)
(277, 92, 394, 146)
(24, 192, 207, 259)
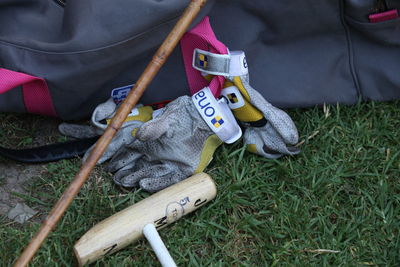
(192, 87, 242, 144)
(128, 107, 139, 117)
(192, 49, 248, 77)
(228, 51, 248, 77)
(221, 85, 245, 110)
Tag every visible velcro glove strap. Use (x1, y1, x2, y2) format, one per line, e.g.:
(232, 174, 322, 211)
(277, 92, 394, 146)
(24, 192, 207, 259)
(192, 49, 248, 78)
(192, 87, 242, 144)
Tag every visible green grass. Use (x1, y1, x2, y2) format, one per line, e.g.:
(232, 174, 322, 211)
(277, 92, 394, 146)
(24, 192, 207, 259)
(1, 101, 399, 266)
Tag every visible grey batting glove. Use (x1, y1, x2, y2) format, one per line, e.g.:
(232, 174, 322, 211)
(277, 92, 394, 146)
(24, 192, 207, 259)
(222, 78, 300, 158)
(58, 98, 118, 139)
(192, 49, 299, 158)
(106, 88, 241, 192)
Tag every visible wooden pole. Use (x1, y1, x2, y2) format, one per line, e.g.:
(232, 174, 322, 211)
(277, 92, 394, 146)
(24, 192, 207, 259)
(13, 0, 208, 266)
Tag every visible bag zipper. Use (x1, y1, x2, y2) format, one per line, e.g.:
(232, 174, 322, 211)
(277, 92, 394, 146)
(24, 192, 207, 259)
(53, 0, 66, 8)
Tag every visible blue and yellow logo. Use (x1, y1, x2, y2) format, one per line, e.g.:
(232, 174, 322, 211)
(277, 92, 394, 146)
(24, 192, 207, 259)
(211, 116, 224, 128)
(227, 93, 239, 104)
(198, 54, 208, 68)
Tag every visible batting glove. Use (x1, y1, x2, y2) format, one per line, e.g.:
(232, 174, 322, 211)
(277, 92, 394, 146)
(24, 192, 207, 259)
(58, 98, 154, 164)
(106, 88, 241, 192)
(192, 49, 300, 158)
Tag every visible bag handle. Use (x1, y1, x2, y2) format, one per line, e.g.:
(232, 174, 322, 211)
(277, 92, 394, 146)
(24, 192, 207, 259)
(0, 68, 57, 117)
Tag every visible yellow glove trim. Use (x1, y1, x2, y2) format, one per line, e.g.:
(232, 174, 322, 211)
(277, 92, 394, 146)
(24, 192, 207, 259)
(232, 76, 251, 99)
(131, 128, 139, 137)
(247, 144, 258, 154)
(194, 134, 223, 173)
(224, 78, 264, 123)
(106, 105, 153, 125)
(203, 74, 213, 83)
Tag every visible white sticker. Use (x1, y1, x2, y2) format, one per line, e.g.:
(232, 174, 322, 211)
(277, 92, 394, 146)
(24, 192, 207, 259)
(221, 86, 245, 110)
(111, 84, 134, 104)
(127, 107, 139, 117)
(228, 51, 248, 77)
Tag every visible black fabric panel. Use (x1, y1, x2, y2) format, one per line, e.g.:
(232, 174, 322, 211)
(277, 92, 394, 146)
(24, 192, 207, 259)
(209, 0, 358, 108)
(0, 85, 25, 113)
(0, 0, 213, 52)
(344, 0, 400, 102)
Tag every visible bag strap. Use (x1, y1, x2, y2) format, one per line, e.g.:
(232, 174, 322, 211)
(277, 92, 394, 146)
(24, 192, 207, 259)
(0, 68, 57, 117)
(180, 16, 228, 97)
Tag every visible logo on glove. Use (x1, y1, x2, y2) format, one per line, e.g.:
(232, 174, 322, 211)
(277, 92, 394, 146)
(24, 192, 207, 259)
(227, 93, 239, 104)
(211, 116, 224, 128)
(221, 86, 245, 110)
(243, 56, 248, 69)
(198, 54, 208, 68)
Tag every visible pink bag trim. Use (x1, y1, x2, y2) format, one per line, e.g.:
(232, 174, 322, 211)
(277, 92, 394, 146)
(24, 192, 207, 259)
(369, 9, 399, 23)
(0, 68, 57, 117)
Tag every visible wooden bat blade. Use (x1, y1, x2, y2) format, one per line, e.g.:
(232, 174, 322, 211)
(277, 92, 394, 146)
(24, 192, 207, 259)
(74, 173, 217, 266)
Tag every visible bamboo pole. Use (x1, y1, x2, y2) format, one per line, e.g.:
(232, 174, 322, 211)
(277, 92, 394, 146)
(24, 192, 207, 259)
(13, 0, 208, 266)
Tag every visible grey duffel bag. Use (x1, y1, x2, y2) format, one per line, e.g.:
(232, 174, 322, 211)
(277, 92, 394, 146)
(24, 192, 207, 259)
(1, 0, 399, 120)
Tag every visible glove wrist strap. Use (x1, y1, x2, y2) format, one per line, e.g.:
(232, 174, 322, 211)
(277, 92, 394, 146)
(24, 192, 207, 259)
(192, 87, 242, 144)
(192, 49, 248, 78)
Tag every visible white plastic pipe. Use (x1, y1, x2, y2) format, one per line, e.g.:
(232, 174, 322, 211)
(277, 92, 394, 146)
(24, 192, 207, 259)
(143, 224, 177, 267)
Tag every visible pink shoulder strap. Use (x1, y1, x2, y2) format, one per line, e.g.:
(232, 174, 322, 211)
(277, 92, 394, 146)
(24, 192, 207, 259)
(180, 16, 228, 97)
(0, 68, 57, 117)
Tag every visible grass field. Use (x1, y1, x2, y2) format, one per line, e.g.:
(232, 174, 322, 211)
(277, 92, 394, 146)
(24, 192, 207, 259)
(0, 101, 399, 266)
